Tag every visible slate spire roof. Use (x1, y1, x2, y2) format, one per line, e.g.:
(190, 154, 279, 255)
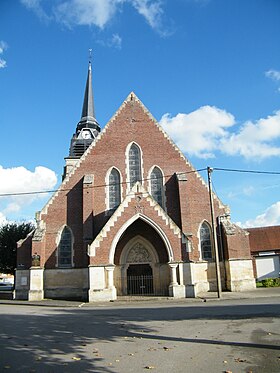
(77, 61, 100, 132)
(68, 60, 101, 158)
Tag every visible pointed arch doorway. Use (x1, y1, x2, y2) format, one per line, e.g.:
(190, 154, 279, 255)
(127, 264, 153, 295)
(113, 218, 171, 296)
(126, 241, 154, 295)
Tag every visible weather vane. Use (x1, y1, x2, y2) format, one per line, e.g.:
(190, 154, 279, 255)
(89, 48, 93, 64)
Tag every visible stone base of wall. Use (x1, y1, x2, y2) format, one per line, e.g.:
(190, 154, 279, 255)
(14, 269, 30, 300)
(226, 259, 256, 292)
(44, 288, 88, 301)
(183, 261, 226, 297)
(88, 265, 117, 302)
(15, 268, 89, 301)
(14, 259, 255, 301)
(228, 279, 256, 292)
(44, 268, 89, 301)
(14, 289, 29, 300)
(88, 287, 117, 302)
(169, 284, 185, 298)
(29, 290, 44, 301)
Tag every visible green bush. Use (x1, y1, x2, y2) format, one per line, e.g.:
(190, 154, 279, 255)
(256, 278, 280, 287)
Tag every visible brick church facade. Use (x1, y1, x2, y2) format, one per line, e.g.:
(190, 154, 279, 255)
(15, 63, 256, 301)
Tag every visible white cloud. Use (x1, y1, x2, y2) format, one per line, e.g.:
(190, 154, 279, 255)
(0, 165, 57, 221)
(220, 111, 280, 159)
(0, 59, 7, 69)
(265, 69, 280, 82)
(131, 0, 167, 35)
(160, 107, 280, 160)
(0, 40, 8, 54)
(160, 106, 235, 158)
(22, 0, 168, 36)
(54, 0, 166, 32)
(111, 33, 122, 49)
(54, 0, 123, 29)
(20, 0, 51, 21)
(0, 41, 8, 69)
(98, 33, 122, 49)
(242, 201, 280, 228)
(265, 69, 280, 93)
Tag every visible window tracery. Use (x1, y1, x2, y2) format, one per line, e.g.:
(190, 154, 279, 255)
(58, 226, 73, 267)
(150, 166, 164, 208)
(200, 222, 213, 261)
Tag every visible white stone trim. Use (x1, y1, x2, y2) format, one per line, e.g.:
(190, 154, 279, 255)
(122, 93, 224, 207)
(88, 182, 181, 260)
(40, 91, 225, 222)
(28, 267, 44, 301)
(109, 212, 174, 264)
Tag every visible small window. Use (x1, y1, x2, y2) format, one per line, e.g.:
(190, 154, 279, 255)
(200, 222, 213, 261)
(129, 144, 142, 187)
(58, 226, 73, 267)
(151, 166, 164, 208)
(109, 168, 121, 210)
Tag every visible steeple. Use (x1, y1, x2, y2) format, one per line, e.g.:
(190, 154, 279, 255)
(77, 61, 99, 131)
(68, 56, 101, 158)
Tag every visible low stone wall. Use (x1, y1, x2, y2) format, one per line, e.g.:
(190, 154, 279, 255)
(14, 269, 30, 300)
(183, 261, 226, 297)
(44, 268, 89, 301)
(226, 259, 256, 291)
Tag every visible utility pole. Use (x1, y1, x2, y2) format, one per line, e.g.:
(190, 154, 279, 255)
(207, 167, 222, 298)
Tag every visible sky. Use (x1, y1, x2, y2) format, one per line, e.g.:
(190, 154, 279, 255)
(0, 0, 280, 228)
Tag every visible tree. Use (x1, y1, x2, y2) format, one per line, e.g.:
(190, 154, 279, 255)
(0, 222, 34, 274)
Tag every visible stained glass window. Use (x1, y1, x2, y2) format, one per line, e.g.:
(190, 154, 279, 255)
(109, 168, 121, 210)
(200, 222, 213, 260)
(151, 167, 164, 208)
(58, 226, 72, 267)
(129, 144, 141, 187)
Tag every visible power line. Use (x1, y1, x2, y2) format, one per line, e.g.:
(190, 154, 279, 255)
(213, 167, 280, 175)
(0, 168, 206, 198)
(1, 166, 279, 198)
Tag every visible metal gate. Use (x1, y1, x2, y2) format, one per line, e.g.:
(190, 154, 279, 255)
(127, 274, 154, 295)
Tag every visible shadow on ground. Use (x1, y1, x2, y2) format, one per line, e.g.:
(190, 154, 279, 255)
(0, 302, 280, 372)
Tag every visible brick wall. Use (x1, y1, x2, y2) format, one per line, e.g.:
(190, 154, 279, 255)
(19, 93, 250, 269)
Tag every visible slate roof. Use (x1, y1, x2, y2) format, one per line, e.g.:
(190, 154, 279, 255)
(77, 61, 100, 131)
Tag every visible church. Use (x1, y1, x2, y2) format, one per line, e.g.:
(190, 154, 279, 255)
(15, 62, 256, 302)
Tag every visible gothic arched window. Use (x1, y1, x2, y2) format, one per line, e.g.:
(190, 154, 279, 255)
(200, 222, 213, 261)
(129, 143, 142, 187)
(109, 168, 121, 210)
(58, 226, 73, 267)
(150, 166, 164, 208)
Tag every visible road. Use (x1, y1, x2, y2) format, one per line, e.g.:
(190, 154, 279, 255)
(0, 296, 280, 373)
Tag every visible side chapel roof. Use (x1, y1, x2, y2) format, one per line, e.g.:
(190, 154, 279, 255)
(247, 225, 280, 252)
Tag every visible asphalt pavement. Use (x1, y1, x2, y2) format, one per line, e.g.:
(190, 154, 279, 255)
(1, 286, 280, 308)
(0, 288, 280, 373)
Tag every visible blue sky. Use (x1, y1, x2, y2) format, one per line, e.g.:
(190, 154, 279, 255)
(0, 0, 280, 227)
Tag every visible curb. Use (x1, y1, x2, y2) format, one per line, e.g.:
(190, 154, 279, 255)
(0, 288, 279, 308)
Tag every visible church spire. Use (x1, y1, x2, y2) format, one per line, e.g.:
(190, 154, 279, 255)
(68, 53, 101, 158)
(80, 61, 95, 123)
(77, 53, 100, 132)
